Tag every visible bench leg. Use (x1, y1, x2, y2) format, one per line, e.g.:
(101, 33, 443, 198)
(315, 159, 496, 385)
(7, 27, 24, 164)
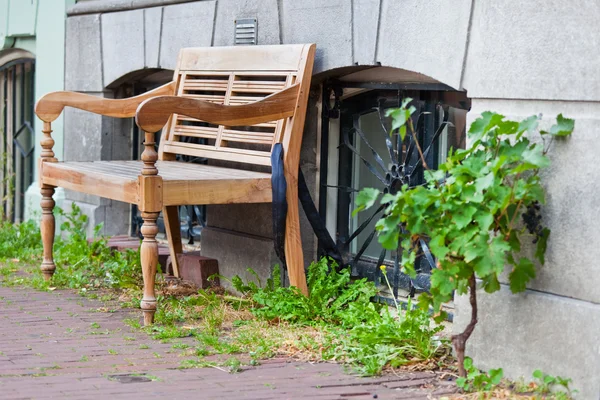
(284, 181, 309, 296)
(163, 206, 182, 277)
(40, 185, 56, 280)
(140, 211, 159, 326)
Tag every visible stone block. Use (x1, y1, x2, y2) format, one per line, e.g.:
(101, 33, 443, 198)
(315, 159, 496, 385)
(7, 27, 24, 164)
(213, 0, 280, 46)
(102, 115, 133, 161)
(102, 200, 131, 236)
(64, 190, 110, 207)
(65, 14, 103, 92)
(280, 0, 352, 73)
(101, 9, 145, 87)
(159, 1, 216, 70)
(377, 0, 472, 89)
(468, 99, 600, 304)
(201, 228, 281, 293)
(144, 6, 163, 68)
(207, 203, 272, 238)
(352, 0, 380, 65)
(454, 284, 600, 400)
(63, 106, 103, 162)
(462, 1, 600, 101)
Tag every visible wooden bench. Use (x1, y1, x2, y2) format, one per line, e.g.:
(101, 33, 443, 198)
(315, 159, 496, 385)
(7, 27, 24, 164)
(35, 44, 316, 325)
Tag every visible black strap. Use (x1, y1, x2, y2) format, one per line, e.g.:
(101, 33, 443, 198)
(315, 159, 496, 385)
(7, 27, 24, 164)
(271, 143, 287, 267)
(297, 168, 343, 266)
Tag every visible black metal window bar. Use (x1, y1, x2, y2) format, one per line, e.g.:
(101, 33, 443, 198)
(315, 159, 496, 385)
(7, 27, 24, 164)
(0, 59, 35, 223)
(318, 81, 468, 300)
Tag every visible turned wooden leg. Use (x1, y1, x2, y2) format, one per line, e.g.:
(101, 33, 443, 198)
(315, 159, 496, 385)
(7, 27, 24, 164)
(40, 185, 56, 280)
(283, 174, 308, 296)
(140, 211, 159, 326)
(163, 206, 182, 277)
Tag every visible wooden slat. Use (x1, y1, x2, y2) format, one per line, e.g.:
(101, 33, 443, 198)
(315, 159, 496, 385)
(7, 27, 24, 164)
(163, 143, 271, 166)
(181, 94, 226, 103)
(173, 125, 219, 139)
(215, 73, 235, 149)
(183, 79, 229, 91)
(177, 44, 307, 71)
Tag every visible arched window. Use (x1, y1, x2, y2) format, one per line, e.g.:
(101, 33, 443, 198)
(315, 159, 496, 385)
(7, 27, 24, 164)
(319, 67, 470, 298)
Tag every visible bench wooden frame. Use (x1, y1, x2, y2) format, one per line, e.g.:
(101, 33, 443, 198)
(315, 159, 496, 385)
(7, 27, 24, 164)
(35, 44, 316, 325)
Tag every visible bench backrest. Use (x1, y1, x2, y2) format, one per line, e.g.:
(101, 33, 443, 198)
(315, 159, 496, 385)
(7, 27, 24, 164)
(158, 44, 315, 167)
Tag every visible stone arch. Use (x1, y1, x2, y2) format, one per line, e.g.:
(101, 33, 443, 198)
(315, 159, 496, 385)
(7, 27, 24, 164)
(0, 48, 35, 67)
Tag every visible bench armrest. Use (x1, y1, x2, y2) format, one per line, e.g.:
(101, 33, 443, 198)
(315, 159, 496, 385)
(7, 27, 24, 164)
(135, 83, 300, 133)
(35, 81, 177, 123)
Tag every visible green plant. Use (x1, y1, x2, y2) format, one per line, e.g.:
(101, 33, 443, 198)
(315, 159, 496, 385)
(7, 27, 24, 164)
(531, 369, 575, 397)
(455, 357, 503, 392)
(241, 258, 382, 327)
(356, 104, 574, 375)
(236, 259, 445, 375)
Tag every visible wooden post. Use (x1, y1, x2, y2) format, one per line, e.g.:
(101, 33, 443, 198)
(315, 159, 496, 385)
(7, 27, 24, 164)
(139, 131, 162, 326)
(40, 122, 57, 280)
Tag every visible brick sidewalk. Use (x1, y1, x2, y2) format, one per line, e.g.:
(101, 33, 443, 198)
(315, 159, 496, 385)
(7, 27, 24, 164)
(0, 286, 457, 399)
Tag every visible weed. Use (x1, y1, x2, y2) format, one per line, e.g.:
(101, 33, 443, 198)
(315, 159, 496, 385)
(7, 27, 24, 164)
(224, 357, 243, 373)
(456, 357, 503, 392)
(530, 369, 576, 398)
(108, 349, 118, 355)
(138, 344, 150, 350)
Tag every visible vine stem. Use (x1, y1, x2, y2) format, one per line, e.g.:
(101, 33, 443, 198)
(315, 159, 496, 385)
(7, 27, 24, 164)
(408, 118, 430, 171)
(451, 273, 478, 377)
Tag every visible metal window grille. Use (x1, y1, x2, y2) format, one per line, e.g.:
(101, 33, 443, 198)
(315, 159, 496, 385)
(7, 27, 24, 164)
(0, 59, 35, 222)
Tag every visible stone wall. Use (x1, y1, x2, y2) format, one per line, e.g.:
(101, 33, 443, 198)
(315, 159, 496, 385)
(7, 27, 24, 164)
(454, 2, 600, 398)
(57, 1, 599, 397)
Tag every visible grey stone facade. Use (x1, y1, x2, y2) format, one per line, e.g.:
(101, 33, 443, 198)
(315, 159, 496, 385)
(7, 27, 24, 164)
(51, 1, 600, 397)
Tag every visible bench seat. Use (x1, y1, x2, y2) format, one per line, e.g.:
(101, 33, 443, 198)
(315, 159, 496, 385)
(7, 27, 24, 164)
(41, 160, 272, 205)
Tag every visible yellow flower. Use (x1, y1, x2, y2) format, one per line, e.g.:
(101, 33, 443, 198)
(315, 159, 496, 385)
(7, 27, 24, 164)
(379, 265, 387, 272)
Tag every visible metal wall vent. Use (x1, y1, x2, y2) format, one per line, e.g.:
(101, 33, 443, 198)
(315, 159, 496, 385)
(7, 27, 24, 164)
(235, 18, 257, 45)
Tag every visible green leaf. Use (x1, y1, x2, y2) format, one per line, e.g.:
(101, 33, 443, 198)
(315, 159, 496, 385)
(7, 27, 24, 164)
(535, 228, 550, 264)
(509, 258, 536, 293)
(468, 112, 494, 141)
(489, 368, 504, 385)
(481, 274, 500, 293)
(474, 212, 494, 231)
(549, 114, 575, 137)
(454, 205, 477, 229)
(532, 369, 543, 380)
(474, 172, 495, 193)
(463, 357, 473, 370)
(353, 188, 380, 217)
(430, 269, 455, 297)
(518, 115, 539, 136)
(521, 145, 550, 168)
